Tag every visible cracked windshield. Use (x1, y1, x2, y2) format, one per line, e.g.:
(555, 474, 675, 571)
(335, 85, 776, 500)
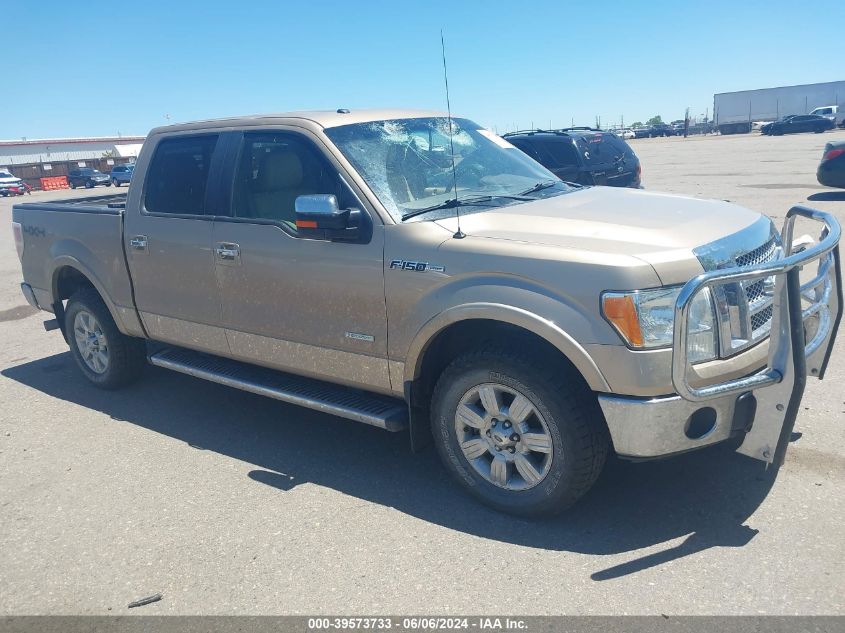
(325, 117, 571, 221)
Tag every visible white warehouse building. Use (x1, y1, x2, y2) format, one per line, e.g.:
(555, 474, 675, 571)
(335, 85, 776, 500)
(0, 136, 145, 188)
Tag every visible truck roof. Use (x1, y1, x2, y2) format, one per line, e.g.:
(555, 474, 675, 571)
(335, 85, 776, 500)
(148, 108, 451, 136)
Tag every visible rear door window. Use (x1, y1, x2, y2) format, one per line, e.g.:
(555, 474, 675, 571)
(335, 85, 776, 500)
(509, 139, 545, 164)
(144, 135, 219, 215)
(528, 139, 580, 169)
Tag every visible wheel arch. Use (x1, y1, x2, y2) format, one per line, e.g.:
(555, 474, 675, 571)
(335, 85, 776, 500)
(405, 303, 609, 391)
(403, 304, 611, 451)
(50, 258, 129, 334)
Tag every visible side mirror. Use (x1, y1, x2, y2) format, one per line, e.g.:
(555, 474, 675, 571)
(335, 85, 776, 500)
(294, 194, 360, 241)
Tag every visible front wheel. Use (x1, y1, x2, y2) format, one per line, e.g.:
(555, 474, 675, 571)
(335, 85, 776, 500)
(112, 179, 120, 187)
(65, 288, 146, 389)
(431, 347, 609, 517)
(70, 182, 77, 189)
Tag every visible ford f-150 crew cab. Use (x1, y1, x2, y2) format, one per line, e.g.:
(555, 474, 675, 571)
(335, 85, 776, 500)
(12, 109, 843, 516)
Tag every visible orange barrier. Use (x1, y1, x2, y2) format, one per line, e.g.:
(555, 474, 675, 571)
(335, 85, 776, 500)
(40, 176, 69, 191)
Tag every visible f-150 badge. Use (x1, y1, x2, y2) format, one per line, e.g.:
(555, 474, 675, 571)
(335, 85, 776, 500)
(389, 259, 445, 273)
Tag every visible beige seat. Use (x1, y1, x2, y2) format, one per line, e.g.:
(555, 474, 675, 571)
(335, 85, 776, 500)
(251, 150, 313, 224)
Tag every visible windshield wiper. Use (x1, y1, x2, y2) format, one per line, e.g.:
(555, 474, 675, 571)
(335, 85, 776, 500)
(401, 194, 531, 221)
(516, 180, 558, 196)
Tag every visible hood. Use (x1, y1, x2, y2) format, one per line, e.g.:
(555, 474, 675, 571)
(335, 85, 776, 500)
(434, 186, 765, 284)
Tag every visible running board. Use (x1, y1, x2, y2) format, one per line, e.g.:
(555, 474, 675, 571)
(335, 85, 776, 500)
(148, 347, 408, 432)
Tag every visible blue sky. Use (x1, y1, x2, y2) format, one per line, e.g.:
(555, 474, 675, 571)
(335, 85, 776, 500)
(2, 0, 841, 139)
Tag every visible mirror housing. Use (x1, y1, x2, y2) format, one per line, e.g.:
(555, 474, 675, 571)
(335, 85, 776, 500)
(294, 194, 360, 241)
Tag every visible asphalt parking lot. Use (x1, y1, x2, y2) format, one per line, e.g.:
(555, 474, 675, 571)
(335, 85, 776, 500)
(1, 131, 844, 616)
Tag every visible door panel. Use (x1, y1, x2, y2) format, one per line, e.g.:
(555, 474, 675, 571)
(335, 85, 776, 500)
(213, 221, 390, 390)
(124, 133, 229, 353)
(125, 217, 228, 353)
(212, 130, 390, 392)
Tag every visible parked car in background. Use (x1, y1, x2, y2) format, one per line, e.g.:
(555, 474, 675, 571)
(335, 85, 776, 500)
(632, 127, 651, 139)
(0, 170, 27, 196)
(817, 140, 845, 188)
(67, 168, 112, 189)
(809, 105, 838, 121)
(620, 128, 636, 139)
(649, 123, 675, 137)
(760, 115, 834, 136)
(110, 164, 134, 187)
(504, 128, 641, 187)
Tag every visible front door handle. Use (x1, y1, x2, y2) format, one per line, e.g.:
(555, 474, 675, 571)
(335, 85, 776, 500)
(215, 243, 240, 261)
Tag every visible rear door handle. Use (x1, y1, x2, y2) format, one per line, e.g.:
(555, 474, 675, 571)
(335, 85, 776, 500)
(215, 243, 240, 261)
(129, 235, 148, 251)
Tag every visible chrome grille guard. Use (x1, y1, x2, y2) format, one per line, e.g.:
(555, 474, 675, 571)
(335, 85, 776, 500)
(672, 206, 842, 465)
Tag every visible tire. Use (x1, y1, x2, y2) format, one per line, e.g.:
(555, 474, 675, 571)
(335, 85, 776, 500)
(105, 181, 112, 187)
(112, 179, 120, 187)
(430, 347, 609, 517)
(65, 288, 146, 389)
(70, 182, 77, 189)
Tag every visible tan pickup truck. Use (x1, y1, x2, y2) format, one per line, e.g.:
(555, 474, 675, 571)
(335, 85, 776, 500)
(12, 109, 843, 516)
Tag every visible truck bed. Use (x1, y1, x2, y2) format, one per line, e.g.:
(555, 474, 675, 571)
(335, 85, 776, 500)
(12, 192, 137, 332)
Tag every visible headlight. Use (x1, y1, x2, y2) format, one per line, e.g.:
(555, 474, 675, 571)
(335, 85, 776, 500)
(602, 286, 717, 363)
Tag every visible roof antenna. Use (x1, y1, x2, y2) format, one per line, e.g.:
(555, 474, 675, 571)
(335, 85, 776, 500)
(441, 30, 464, 239)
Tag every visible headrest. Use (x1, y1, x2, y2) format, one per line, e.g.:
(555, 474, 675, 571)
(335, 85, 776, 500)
(256, 150, 303, 191)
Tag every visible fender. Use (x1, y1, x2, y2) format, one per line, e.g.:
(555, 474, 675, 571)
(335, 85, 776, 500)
(404, 302, 611, 392)
(48, 255, 141, 336)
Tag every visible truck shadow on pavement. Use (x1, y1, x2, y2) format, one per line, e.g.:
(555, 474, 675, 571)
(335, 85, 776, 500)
(3, 353, 779, 580)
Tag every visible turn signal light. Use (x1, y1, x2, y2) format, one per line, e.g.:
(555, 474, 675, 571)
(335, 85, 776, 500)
(602, 295, 643, 346)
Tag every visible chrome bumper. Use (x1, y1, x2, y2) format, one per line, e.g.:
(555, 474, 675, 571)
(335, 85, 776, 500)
(602, 206, 842, 462)
(20, 283, 39, 309)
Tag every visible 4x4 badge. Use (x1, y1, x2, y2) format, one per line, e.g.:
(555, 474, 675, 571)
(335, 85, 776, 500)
(389, 259, 445, 273)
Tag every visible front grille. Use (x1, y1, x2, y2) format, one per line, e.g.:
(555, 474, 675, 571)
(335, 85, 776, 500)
(751, 305, 774, 333)
(736, 237, 777, 268)
(694, 219, 782, 358)
(745, 279, 766, 304)
(738, 237, 779, 346)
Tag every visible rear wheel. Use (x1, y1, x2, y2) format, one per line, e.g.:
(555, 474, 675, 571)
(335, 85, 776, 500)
(70, 181, 77, 189)
(430, 347, 608, 517)
(112, 179, 120, 187)
(65, 288, 146, 389)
